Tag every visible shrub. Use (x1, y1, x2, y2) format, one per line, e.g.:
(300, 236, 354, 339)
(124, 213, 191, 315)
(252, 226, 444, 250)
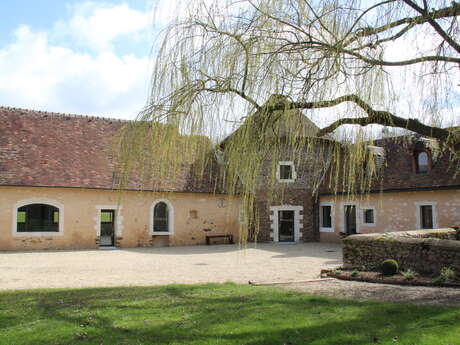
(438, 267, 456, 282)
(351, 270, 360, 278)
(402, 269, 417, 281)
(381, 259, 399, 276)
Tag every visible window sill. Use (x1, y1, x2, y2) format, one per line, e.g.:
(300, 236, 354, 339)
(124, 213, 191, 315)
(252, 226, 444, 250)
(277, 179, 296, 183)
(320, 227, 334, 233)
(13, 231, 63, 237)
(151, 232, 174, 236)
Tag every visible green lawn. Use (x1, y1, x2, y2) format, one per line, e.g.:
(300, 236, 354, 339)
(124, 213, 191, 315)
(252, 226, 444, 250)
(0, 283, 459, 345)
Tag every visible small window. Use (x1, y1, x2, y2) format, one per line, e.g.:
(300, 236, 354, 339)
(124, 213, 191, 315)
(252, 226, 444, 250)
(414, 150, 430, 173)
(277, 161, 296, 182)
(363, 209, 374, 224)
(280, 165, 292, 180)
(321, 206, 332, 228)
(153, 202, 169, 233)
(420, 205, 433, 229)
(17, 204, 59, 232)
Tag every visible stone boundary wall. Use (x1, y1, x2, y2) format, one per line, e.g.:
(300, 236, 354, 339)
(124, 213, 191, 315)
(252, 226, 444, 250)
(343, 228, 460, 275)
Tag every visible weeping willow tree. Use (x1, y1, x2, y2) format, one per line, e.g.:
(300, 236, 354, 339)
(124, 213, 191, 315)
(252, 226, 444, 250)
(118, 0, 460, 241)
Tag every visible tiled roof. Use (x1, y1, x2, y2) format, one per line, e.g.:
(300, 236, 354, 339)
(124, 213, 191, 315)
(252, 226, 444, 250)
(319, 133, 460, 195)
(0, 106, 220, 193)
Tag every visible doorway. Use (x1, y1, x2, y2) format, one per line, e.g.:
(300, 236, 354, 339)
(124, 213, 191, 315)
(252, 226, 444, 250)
(100, 210, 115, 247)
(344, 205, 357, 235)
(278, 210, 295, 242)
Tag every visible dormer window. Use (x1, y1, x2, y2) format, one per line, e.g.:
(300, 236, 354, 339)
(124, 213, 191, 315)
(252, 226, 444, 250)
(365, 145, 385, 173)
(277, 161, 296, 182)
(414, 149, 431, 174)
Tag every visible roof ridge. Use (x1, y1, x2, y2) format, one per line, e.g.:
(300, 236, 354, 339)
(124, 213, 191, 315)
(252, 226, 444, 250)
(0, 105, 133, 123)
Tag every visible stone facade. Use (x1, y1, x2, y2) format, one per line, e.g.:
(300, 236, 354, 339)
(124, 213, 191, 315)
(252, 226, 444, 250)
(253, 192, 317, 242)
(0, 186, 240, 250)
(253, 139, 331, 243)
(343, 229, 460, 275)
(319, 189, 460, 242)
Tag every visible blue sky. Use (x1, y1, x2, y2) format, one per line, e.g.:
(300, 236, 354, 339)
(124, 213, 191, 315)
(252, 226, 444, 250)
(0, 1, 166, 119)
(0, 1, 458, 126)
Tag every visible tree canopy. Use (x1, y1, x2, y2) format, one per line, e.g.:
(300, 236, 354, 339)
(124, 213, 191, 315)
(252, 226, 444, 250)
(119, 0, 460, 239)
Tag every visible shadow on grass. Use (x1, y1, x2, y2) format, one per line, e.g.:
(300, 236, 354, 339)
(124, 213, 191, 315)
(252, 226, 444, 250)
(0, 283, 459, 345)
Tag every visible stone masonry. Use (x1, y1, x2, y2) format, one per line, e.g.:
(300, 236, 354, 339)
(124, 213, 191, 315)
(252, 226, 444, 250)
(343, 228, 460, 275)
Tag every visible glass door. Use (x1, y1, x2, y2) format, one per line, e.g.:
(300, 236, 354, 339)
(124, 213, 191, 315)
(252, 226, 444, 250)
(344, 205, 357, 235)
(100, 210, 115, 246)
(278, 210, 295, 242)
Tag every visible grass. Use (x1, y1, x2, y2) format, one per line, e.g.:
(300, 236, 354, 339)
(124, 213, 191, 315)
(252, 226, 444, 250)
(0, 283, 459, 345)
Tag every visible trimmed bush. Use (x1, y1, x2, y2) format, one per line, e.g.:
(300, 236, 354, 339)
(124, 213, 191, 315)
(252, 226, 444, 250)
(381, 259, 399, 276)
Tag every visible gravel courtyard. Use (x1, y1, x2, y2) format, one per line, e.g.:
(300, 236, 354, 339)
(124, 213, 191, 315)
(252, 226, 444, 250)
(0, 243, 341, 290)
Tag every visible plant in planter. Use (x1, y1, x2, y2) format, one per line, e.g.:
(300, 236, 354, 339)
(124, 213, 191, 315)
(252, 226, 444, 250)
(381, 259, 399, 276)
(402, 269, 417, 281)
(435, 267, 456, 284)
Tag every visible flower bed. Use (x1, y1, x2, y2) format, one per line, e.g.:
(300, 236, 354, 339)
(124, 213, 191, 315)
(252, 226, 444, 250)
(323, 268, 460, 288)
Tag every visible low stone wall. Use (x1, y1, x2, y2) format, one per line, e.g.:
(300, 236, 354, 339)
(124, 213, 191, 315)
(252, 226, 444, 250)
(343, 228, 460, 275)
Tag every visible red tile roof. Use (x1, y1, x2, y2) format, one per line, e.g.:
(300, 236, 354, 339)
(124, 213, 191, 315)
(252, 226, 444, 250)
(0, 107, 220, 193)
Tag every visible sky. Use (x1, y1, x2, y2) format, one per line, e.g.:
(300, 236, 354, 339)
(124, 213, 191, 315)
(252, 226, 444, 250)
(0, 1, 457, 127)
(0, 0, 162, 119)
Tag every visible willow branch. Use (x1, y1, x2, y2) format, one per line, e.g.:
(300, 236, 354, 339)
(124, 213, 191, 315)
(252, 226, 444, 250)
(344, 2, 460, 47)
(263, 94, 453, 142)
(401, 0, 460, 54)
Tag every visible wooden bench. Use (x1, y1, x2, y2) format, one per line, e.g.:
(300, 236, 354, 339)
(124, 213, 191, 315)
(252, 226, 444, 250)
(205, 234, 234, 245)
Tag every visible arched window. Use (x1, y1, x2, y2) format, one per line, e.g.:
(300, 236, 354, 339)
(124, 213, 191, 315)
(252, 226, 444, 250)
(17, 203, 59, 233)
(151, 200, 174, 234)
(414, 150, 431, 173)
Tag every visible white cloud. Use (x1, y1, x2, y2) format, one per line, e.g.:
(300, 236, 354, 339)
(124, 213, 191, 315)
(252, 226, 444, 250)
(54, 1, 152, 52)
(0, 2, 153, 119)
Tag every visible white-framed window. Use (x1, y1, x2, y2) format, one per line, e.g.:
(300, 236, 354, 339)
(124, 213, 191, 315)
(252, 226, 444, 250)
(361, 206, 376, 226)
(276, 161, 297, 182)
(414, 150, 431, 174)
(319, 203, 334, 232)
(12, 198, 64, 237)
(415, 201, 437, 229)
(150, 199, 174, 235)
(367, 146, 385, 170)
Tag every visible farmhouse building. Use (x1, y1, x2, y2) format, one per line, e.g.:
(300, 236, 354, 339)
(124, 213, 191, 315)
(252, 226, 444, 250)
(0, 107, 240, 250)
(0, 106, 459, 250)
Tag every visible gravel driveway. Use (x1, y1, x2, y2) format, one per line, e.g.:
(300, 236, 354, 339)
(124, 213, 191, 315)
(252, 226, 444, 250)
(0, 243, 341, 290)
